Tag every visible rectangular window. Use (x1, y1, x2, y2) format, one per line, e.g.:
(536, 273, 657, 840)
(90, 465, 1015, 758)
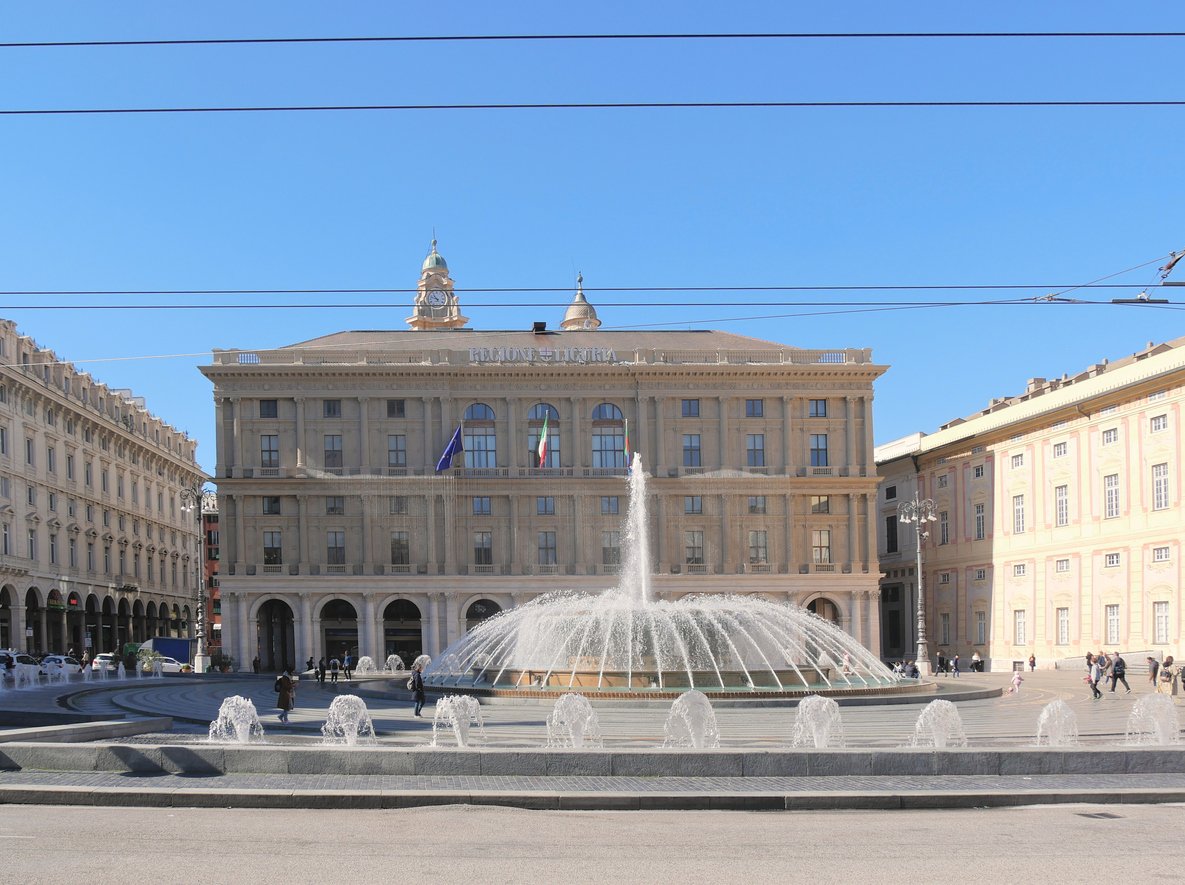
(47, 447, 56, 473)
(1053, 441, 1067, 458)
(84, 460, 92, 486)
(386, 398, 405, 418)
(536, 496, 555, 516)
(810, 434, 828, 467)
(1151, 414, 1167, 433)
(1155, 601, 1170, 644)
(1106, 604, 1120, 645)
(940, 613, 950, 645)
(745, 399, 764, 418)
(26, 487, 35, 506)
(681, 398, 700, 418)
(811, 495, 829, 514)
(808, 399, 827, 418)
(0, 428, 6, 455)
(684, 530, 704, 566)
(260, 434, 279, 469)
(1104, 473, 1120, 518)
(25, 438, 33, 465)
(263, 531, 282, 565)
(68, 537, 76, 568)
(973, 464, 984, 479)
(974, 568, 986, 581)
(1, 523, 8, 556)
(748, 530, 768, 565)
(1105, 552, 1120, 568)
(323, 399, 341, 418)
(326, 531, 346, 565)
(1012, 494, 1025, 534)
(1153, 463, 1170, 510)
(746, 433, 765, 467)
(259, 399, 278, 418)
(936, 475, 948, 489)
(537, 531, 557, 566)
(1014, 609, 1026, 646)
(600, 496, 619, 515)
(1150, 390, 1167, 401)
(885, 515, 899, 554)
(1102, 427, 1118, 445)
(1011, 453, 1024, 469)
(939, 572, 950, 585)
(472, 496, 491, 516)
(473, 531, 492, 566)
(748, 496, 766, 514)
(262, 496, 281, 515)
(48, 492, 56, 512)
(389, 495, 408, 515)
(939, 511, 949, 545)
(1054, 484, 1069, 526)
(682, 434, 701, 468)
(1013, 563, 1027, 577)
(1154, 546, 1170, 562)
(974, 502, 986, 540)
(323, 435, 343, 470)
(976, 611, 987, 645)
(1057, 607, 1070, 645)
(1056, 558, 1070, 573)
(684, 495, 702, 515)
(26, 528, 36, 561)
(601, 530, 621, 566)
(325, 496, 345, 516)
(390, 531, 410, 566)
(812, 529, 831, 564)
(387, 434, 406, 468)
(885, 485, 897, 500)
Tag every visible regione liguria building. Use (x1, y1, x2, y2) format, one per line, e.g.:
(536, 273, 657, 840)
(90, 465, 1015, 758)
(201, 242, 887, 671)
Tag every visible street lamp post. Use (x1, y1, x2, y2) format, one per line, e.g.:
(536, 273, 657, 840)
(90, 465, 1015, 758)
(898, 490, 938, 677)
(180, 485, 212, 675)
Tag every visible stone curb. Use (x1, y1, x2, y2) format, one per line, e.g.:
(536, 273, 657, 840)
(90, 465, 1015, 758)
(2, 783, 1185, 811)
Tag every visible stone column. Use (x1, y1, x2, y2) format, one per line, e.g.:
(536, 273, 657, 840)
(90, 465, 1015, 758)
(569, 396, 583, 470)
(442, 491, 456, 576)
(572, 494, 584, 574)
(232, 495, 246, 574)
(360, 494, 372, 575)
(845, 396, 856, 478)
(219, 592, 234, 663)
(862, 396, 875, 478)
(867, 590, 883, 657)
(297, 496, 309, 573)
(782, 396, 792, 475)
(849, 590, 864, 645)
(719, 494, 729, 573)
(784, 493, 794, 573)
(37, 607, 48, 654)
(653, 396, 665, 474)
(426, 592, 441, 656)
(228, 397, 241, 474)
(421, 397, 433, 468)
(299, 595, 314, 671)
(425, 495, 438, 574)
(362, 593, 377, 661)
(718, 397, 729, 469)
(864, 493, 877, 573)
(214, 398, 228, 477)
(358, 396, 370, 472)
(237, 594, 252, 672)
(655, 495, 667, 572)
(847, 493, 858, 573)
(506, 397, 517, 472)
(295, 397, 305, 467)
(443, 594, 460, 648)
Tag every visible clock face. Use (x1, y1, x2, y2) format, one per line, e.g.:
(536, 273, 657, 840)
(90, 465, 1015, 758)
(427, 289, 448, 307)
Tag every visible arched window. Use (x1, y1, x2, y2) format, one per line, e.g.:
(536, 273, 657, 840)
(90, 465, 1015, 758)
(465, 598, 502, 632)
(528, 403, 560, 468)
(463, 403, 497, 468)
(591, 403, 625, 469)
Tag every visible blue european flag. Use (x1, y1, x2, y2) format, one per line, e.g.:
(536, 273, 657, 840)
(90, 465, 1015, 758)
(435, 424, 464, 472)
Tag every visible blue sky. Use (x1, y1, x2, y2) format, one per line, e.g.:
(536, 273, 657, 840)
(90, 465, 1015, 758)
(2, 2, 1183, 475)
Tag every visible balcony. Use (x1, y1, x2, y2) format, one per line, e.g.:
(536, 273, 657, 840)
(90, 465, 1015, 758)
(813, 563, 836, 573)
(262, 564, 283, 574)
(686, 563, 708, 575)
(744, 562, 771, 574)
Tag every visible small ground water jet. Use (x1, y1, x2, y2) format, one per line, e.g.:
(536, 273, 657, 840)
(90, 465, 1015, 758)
(321, 695, 378, 746)
(1126, 694, 1180, 745)
(151, 659, 164, 677)
(386, 654, 405, 672)
(663, 690, 721, 749)
(792, 695, 845, 748)
(1035, 699, 1079, 747)
(431, 695, 485, 748)
(13, 667, 36, 690)
(911, 699, 967, 749)
(208, 696, 266, 743)
(116, 662, 126, 679)
(354, 656, 376, 675)
(546, 693, 603, 748)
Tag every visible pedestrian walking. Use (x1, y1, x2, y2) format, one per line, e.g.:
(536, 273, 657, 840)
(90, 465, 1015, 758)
(937, 653, 947, 676)
(971, 651, 982, 673)
(329, 656, 340, 684)
(951, 654, 961, 677)
(317, 657, 326, 685)
(1008, 671, 1023, 694)
(1147, 656, 1160, 690)
(343, 653, 353, 680)
(410, 661, 426, 717)
(305, 656, 314, 674)
(1089, 656, 1103, 700)
(1109, 652, 1131, 694)
(1157, 656, 1176, 695)
(252, 655, 261, 674)
(275, 669, 295, 723)
(1028, 653, 1036, 672)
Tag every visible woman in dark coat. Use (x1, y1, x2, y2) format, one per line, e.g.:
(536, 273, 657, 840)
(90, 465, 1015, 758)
(276, 669, 295, 723)
(411, 663, 426, 718)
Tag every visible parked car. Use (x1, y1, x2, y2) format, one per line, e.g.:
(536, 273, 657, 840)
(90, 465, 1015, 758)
(1, 650, 42, 681)
(90, 653, 118, 672)
(150, 656, 188, 674)
(39, 655, 84, 676)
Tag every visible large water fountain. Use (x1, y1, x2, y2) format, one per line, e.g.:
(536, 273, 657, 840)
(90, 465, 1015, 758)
(424, 455, 900, 698)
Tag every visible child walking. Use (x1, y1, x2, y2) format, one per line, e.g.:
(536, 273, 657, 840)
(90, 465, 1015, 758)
(1008, 671, 1023, 695)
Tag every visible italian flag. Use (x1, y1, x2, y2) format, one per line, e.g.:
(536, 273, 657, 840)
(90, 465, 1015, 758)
(536, 413, 550, 466)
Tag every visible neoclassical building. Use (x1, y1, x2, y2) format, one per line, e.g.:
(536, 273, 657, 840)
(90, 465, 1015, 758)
(877, 337, 1185, 669)
(202, 242, 888, 671)
(0, 319, 207, 656)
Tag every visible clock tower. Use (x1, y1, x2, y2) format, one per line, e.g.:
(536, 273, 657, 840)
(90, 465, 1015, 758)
(407, 239, 469, 331)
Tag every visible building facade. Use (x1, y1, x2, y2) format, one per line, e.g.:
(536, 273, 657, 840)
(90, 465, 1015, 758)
(202, 243, 888, 672)
(877, 339, 1185, 670)
(0, 319, 207, 656)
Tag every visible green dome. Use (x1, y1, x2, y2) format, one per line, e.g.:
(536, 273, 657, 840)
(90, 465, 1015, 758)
(422, 239, 447, 271)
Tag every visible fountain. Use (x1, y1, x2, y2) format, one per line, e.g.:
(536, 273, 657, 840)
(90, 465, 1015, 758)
(1126, 694, 1181, 745)
(791, 694, 845, 748)
(546, 693, 603, 749)
(355, 656, 377, 676)
(663, 690, 721, 749)
(151, 659, 164, 677)
(208, 696, 266, 743)
(431, 695, 485, 748)
(81, 665, 92, 682)
(116, 662, 126, 679)
(912, 699, 967, 748)
(1035, 700, 1079, 747)
(386, 654, 405, 672)
(425, 455, 900, 698)
(13, 667, 36, 690)
(321, 695, 378, 746)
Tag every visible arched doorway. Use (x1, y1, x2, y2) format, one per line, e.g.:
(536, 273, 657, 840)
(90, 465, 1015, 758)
(25, 588, 42, 654)
(808, 597, 842, 625)
(320, 599, 358, 662)
(84, 594, 100, 653)
(146, 600, 158, 638)
(0, 585, 14, 649)
(465, 598, 502, 633)
(66, 591, 84, 654)
(382, 599, 422, 667)
(258, 598, 296, 672)
(132, 599, 145, 643)
(46, 588, 66, 653)
(117, 598, 132, 651)
(101, 596, 117, 652)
